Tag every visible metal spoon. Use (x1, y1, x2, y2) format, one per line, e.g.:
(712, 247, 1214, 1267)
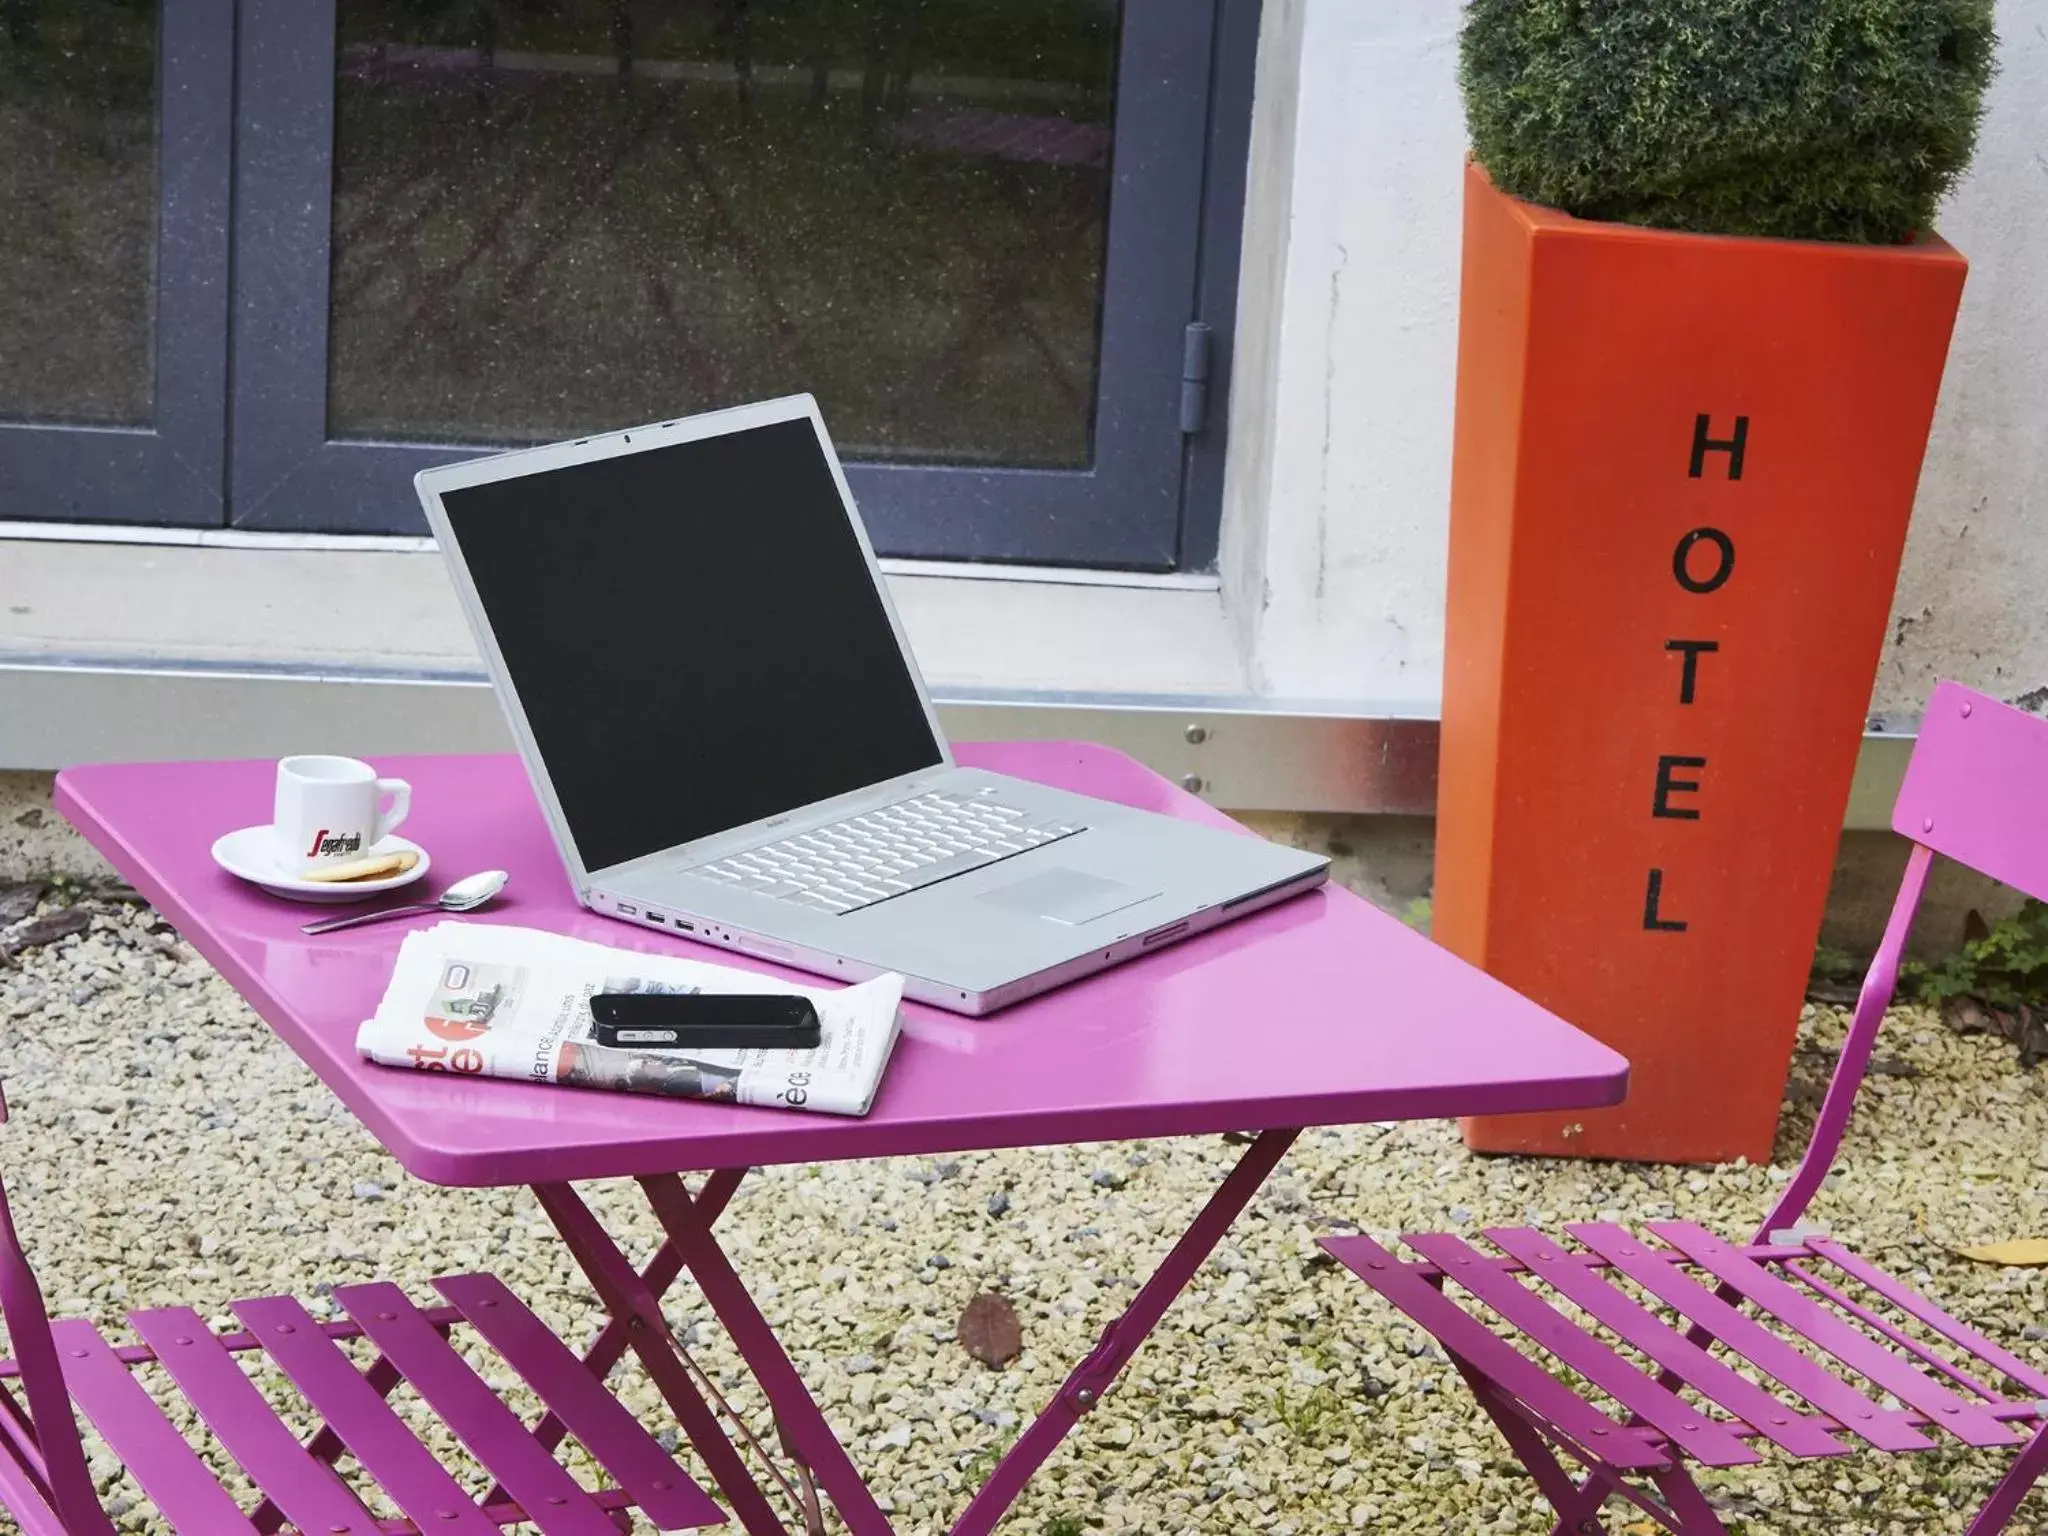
(300, 870, 509, 935)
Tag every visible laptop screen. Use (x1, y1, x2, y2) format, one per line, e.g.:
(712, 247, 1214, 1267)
(440, 416, 944, 874)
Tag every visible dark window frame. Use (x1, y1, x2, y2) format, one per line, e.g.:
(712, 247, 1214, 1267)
(0, 0, 233, 527)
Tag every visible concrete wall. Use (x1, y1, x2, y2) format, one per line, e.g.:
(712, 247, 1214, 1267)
(1880, 6, 2048, 714)
(1224, 0, 2048, 717)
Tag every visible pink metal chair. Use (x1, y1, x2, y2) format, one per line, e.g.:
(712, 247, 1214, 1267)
(0, 1087, 724, 1535)
(1324, 681, 2048, 1534)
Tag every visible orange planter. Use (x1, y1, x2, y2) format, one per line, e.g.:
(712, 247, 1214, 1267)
(1441, 162, 1967, 1165)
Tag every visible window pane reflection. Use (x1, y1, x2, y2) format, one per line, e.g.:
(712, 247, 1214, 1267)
(329, 0, 1120, 468)
(0, 0, 158, 426)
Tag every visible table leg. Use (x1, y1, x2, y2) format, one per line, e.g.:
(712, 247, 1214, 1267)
(517, 1167, 749, 1467)
(639, 1130, 1298, 1536)
(947, 1128, 1298, 1536)
(533, 1132, 1297, 1536)
(640, 1173, 899, 1536)
(536, 1180, 794, 1536)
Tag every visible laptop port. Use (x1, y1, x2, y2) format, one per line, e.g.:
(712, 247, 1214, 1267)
(1142, 921, 1190, 948)
(617, 903, 638, 916)
(676, 919, 696, 932)
(644, 910, 665, 925)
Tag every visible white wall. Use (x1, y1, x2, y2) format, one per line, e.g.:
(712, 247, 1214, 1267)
(1881, 6, 2048, 714)
(1225, 0, 2048, 718)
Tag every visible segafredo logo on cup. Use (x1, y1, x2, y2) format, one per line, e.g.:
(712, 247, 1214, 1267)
(304, 828, 365, 859)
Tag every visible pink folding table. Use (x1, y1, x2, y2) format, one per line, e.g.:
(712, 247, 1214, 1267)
(51, 742, 1628, 1534)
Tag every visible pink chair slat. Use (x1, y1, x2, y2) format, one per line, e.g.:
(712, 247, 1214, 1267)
(1805, 1240, 2048, 1401)
(1893, 684, 2048, 906)
(1321, 1236, 1670, 1470)
(1646, 1224, 2022, 1449)
(1403, 1233, 1761, 1467)
(50, 1320, 262, 1535)
(1483, 1228, 1849, 1460)
(229, 1295, 500, 1536)
(1784, 1261, 2005, 1403)
(334, 1282, 620, 1536)
(127, 1307, 382, 1535)
(1568, 1225, 1933, 1452)
(0, 1310, 465, 1380)
(433, 1273, 723, 1530)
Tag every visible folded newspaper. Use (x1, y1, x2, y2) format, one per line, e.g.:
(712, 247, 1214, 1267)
(355, 922, 905, 1116)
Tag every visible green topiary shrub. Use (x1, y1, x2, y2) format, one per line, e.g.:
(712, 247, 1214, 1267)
(1460, 0, 1997, 244)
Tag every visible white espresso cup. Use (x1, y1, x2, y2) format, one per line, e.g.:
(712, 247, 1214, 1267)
(273, 756, 411, 875)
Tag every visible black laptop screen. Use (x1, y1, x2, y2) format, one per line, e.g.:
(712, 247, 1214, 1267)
(440, 417, 944, 873)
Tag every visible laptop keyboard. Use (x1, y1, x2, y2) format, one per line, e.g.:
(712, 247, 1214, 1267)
(693, 790, 1086, 915)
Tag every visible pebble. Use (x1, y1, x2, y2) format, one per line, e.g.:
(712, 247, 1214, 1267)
(1, 896, 2043, 1533)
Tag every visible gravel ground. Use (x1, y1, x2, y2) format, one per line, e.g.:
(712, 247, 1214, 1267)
(4, 890, 2048, 1534)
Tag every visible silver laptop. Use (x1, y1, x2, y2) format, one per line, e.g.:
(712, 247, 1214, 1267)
(417, 395, 1328, 1015)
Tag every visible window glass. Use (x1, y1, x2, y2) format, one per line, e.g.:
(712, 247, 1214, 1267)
(328, 0, 1120, 469)
(0, 0, 157, 426)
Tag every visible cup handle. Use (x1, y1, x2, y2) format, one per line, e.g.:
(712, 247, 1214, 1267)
(373, 778, 411, 843)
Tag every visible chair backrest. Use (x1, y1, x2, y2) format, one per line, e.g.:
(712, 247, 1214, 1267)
(0, 1086, 118, 1534)
(1893, 681, 2048, 905)
(1758, 682, 2048, 1241)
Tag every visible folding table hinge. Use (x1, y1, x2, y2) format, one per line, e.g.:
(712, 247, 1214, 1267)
(1178, 322, 1213, 434)
(1061, 1322, 1129, 1414)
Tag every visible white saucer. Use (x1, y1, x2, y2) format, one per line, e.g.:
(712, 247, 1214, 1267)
(211, 827, 432, 904)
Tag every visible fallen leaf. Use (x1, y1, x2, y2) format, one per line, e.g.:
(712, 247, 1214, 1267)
(0, 882, 43, 928)
(1945, 997, 1996, 1036)
(1957, 1239, 2048, 1267)
(0, 907, 91, 958)
(957, 1292, 1022, 1370)
(1942, 998, 2048, 1069)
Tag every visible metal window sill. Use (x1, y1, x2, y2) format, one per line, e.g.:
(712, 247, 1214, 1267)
(0, 533, 1913, 823)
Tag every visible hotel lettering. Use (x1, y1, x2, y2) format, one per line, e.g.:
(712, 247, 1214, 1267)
(1643, 412, 1745, 935)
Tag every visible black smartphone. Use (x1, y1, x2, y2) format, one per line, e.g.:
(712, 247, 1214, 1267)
(588, 993, 822, 1051)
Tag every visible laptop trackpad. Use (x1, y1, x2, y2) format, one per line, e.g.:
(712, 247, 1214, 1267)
(978, 868, 1159, 927)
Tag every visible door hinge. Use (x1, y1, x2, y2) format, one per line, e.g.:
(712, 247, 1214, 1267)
(1178, 322, 1212, 435)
